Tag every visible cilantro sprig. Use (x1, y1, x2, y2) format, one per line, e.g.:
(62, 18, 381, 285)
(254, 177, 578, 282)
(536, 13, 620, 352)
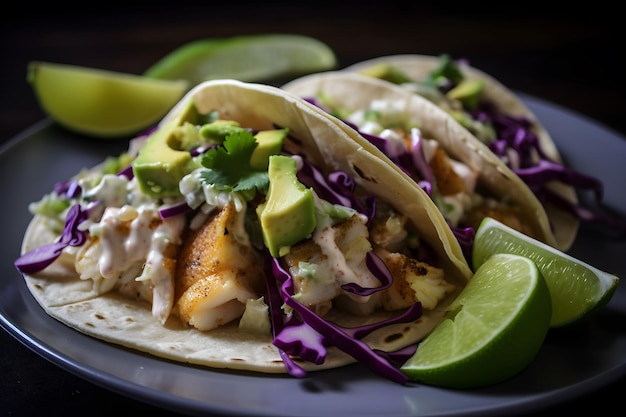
(200, 130, 269, 194)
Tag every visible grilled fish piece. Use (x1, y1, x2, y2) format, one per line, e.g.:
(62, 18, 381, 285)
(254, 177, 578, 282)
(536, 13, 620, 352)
(174, 203, 264, 331)
(376, 250, 454, 311)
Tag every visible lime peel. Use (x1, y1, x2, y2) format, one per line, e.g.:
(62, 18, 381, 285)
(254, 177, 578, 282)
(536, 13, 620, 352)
(401, 253, 551, 389)
(472, 217, 619, 327)
(143, 34, 338, 85)
(28, 61, 189, 138)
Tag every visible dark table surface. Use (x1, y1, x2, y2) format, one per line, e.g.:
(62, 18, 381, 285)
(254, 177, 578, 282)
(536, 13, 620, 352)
(1, 3, 625, 416)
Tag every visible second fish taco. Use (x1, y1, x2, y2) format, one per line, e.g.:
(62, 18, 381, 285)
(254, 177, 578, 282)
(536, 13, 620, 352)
(343, 54, 597, 251)
(282, 71, 562, 254)
(15, 79, 471, 383)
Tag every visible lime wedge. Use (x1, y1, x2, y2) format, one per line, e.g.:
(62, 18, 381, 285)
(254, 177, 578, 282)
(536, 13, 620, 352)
(401, 253, 551, 388)
(28, 61, 189, 138)
(144, 34, 338, 85)
(473, 217, 619, 327)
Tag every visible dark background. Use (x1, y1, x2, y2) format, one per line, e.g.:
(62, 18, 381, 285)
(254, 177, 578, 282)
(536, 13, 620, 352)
(2, 2, 626, 144)
(1, 2, 624, 416)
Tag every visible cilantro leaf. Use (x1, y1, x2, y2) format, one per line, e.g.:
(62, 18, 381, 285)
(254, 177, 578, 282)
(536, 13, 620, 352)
(200, 130, 269, 194)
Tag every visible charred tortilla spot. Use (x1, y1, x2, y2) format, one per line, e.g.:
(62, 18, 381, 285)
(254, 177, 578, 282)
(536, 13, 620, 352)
(384, 332, 405, 344)
(352, 163, 377, 183)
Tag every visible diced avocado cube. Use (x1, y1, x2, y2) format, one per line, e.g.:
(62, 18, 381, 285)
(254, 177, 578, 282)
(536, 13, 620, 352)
(250, 128, 288, 170)
(199, 120, 245, 142)
(359, 63, 413, 85)
(446, 79, 484, 109)
(256, 155, 316, 257)
(132, 100, 199, 198)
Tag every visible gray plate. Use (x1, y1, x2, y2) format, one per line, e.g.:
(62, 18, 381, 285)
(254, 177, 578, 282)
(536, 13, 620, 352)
(1, 94, 625, 417)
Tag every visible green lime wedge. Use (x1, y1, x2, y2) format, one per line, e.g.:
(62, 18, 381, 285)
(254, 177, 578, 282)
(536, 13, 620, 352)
(473, 217, 619, 327)
(27, 61, 189, 138)
(143, 34, 338, 85)
(401, 253, 551, 388)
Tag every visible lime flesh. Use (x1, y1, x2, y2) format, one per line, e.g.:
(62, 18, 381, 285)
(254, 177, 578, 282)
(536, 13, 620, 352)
(28, 61, 189, 138)
(144, 34, 338, 85)
(401, 253, 551, 388)
(473, 217, 619, 327)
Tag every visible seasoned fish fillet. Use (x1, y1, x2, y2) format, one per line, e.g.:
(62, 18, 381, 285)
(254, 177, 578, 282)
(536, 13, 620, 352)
(376, 250, 454, 311)
(283, 213, 377, 315)
(174, 203, 264, 331)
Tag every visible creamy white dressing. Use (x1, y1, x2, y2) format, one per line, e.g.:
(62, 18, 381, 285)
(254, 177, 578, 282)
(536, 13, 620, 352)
(89, 206, 152, 279)
(180, 167, 248, 231)
(71, 167, 189, 323)
(136, 215, 186, 324)
(308, 198, 380, 304)
(80, 174, 128, 208)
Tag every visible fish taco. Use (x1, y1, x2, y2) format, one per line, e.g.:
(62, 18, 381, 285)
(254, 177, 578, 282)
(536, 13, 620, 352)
(342, 54, 594, 251)
(282, 71, 561, 256)
(15, 79, 471, 383)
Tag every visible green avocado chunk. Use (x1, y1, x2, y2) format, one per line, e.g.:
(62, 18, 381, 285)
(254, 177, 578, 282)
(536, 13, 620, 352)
(256, 155, 316, 257)
(359, 63, 413, 85)
(199, 119, 244, 142)
(132, 100, 199, 198)
(250, 128, 289, 170)
(446, 79, 484, 109)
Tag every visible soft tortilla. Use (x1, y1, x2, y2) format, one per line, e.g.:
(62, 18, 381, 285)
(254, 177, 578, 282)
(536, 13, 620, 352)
(341, 55, 579, 251)
(20, 80, 470, 374)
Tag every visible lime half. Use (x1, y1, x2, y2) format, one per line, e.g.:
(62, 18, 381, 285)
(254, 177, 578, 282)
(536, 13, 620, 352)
(401, 253, 551, 388)
(473, 217, 619, 327)
(144, 34, 338, 85)
(28, 61, 189, 138)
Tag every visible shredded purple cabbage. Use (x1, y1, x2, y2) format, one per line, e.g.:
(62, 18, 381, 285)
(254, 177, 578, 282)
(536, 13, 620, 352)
(269, 258, 417, 384)
(273, 322, 327, 365)
(14, 204, 88, 274)
(54, 179, 82, 199)
(294, 153, 373, 218)
(374, 344, 419, 367)
(159, 202, 192, 219)
(263, 257, 307, 377)
(452, 226, 475, 261)
(409, 128, 436, 190)
(340, 251, 392, 296)
(117, 164, 134, 180)
(471, 95, 626, 234)
(515, 159, 603, 200)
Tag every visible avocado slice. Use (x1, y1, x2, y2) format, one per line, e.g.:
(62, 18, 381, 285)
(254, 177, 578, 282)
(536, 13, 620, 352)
(446, 79, 484, 109)
(250, 128, 289, 171)
(256, 155, 316, 257)
(199, 119, 244, 142)
(132, 100, 199, 198)
(359, 63, 413, 85)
